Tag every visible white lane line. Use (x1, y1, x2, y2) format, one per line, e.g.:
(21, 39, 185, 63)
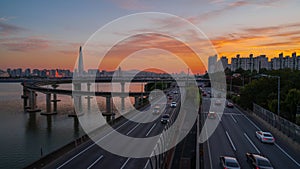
(143, 159, 150, 169)
(216, 113, 222, 121)
(236, 105, 300, 167)
(242, 114, 261, 131)
(244, 133, 260, 154)
(126, 123, 140, 135)
(225, 131, 236, 151)
(234, 107, 261, 130)
(57, 111, 142, 169)
(231, 114, 237, 123)
(275, 143, 300, 167)
(146, 123, 157, 137)
(205, 125, 213, 169)
(87, 155, 104, 169)
(120, 158, 131, 169)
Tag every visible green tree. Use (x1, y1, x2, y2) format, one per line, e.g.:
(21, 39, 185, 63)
(282, 89, 300, 122)
(239, 78, 276, 110)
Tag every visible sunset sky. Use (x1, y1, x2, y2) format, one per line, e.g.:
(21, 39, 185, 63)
(0, 0, 300, 74)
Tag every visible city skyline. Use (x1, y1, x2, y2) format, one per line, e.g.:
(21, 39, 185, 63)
(3, 49, 300, 78)
(1, 1, 300, 73)
(209, 51, 300, 73)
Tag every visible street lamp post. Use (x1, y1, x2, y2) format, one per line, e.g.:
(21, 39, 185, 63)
(277, 76, 280, 116)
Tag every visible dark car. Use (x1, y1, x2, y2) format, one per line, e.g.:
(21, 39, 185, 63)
(161, 114, 170, 124)
(227, 102, 234, 108)
(220, 156, 240, 169)
(246, 153, 274, 169)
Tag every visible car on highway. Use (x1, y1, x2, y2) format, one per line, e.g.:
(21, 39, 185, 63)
(161, 114, 170, 124)
(255, 131, 275, 144)
(152, 105, 160, 115)
(202, 92, 207, 96)
(168, 95, 173, 100)
(219, 156, 240, 169)
(173, 90, 178, 94)
(215, 99, 222, 105)
(207, 111, 216, 119)
(170, 102, 177, 108)
(246, 153, 274, 169)
(227, 102, 234, 108)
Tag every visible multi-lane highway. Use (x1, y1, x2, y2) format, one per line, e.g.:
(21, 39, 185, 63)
(41, 85, 300, 169)
(201, 88, 300, 169)
(44, 88, 182, 169)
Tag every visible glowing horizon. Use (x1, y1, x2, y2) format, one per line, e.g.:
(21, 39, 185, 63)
(0, 1, 300, 73)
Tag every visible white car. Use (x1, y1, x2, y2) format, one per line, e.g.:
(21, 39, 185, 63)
(170, 102, 176, 108)
(207, 111, 217, 119)
(152, 105, 160, 115)
(215, 99, 222, 105)
(256, 131, 275, 144)
(220, 156, 241, 169)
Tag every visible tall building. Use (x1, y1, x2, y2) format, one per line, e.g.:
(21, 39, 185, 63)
(231, 54, 241, 71)
(220, 56, 229, 70)
(24, 68, 31, 77)
(225, 52, 299, 71)
(279, 53, 283, 69)
(208, 55, 217, 73)
(78, 46, 84, 76)
(292, 52, 297, 70)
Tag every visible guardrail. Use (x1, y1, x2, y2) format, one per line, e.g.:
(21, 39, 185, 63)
(253, 103, 300, 143)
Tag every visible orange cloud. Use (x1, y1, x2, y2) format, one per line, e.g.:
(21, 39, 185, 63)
(98, 33, 207, 74)
(208, 21, 300, 60)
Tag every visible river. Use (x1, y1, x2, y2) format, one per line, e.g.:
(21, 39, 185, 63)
(0, 82, 144, 168)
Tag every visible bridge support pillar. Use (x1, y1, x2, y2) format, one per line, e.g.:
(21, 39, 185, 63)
(85, 82, 93, 111)
(21, 87, 29, 110)
(73, 83, 82, 113)
(27, 90, 41, 113)
(29, 91, 36, 109)
(106, 96, 112, 114)
(134, 96, 140, 108)
(120, 82, 125, 112)
(102, 96, 114, 122)
(46, 93, 51, 113)
(51, 84, 61, 113)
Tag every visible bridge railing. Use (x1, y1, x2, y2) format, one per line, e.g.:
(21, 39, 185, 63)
(253, 103, 300, 143)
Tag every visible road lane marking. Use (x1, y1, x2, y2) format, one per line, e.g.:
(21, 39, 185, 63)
(234, 106, 261, 130)
(126, 123, 140, 135)
(146, 123, 157, 137)
(120, 158, 131, 169)
(204, 124, 213, 169)
(275, 143, 300, 167)
(143, 159, 150, 169)
(57, 110, 143, 169)
(242, 114, 261, 131)
(87, 155, 104, 169)
(225, 131, 236, 151)
(57, 92, 170, 168)
(216, 113, 222, 121)
(244, 133, 260, 153)
(235, 104, 300, 167)
(230, 114, 237, 123)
